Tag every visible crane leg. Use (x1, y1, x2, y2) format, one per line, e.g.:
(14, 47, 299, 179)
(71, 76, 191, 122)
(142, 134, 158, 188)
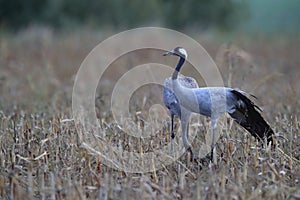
(210, 119, 218, 163)
(171, 113, 175, 139)
(187, 145, 193, 162)
(182, 117, 193, 161)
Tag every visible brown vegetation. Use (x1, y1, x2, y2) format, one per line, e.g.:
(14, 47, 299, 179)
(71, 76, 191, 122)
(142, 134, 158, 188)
(0, 28, 299, 199)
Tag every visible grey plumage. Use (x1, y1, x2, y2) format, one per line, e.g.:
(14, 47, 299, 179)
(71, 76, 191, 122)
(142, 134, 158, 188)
(163, 74, 198, 151)
(163, 47, 275, 162)
(183, 86, 274, 143)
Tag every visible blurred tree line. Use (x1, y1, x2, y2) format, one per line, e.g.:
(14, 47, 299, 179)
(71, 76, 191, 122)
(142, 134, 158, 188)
(0, 0, 248, 31)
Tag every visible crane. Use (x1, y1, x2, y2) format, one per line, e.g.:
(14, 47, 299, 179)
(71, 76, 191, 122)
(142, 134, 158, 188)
(163, 74, 198, 155)
(163, 47, 275, 162)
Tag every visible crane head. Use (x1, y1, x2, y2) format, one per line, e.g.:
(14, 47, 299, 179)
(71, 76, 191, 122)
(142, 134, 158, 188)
(163, 47, 187, 59)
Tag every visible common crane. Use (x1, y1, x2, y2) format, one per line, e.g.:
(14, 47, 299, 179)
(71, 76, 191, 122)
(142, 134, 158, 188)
(163, 74, 198, 155)
(163, 47, 275, 162)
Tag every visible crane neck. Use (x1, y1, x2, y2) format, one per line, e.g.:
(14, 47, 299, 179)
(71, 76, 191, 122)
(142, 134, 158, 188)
(172, 57, 185, 80)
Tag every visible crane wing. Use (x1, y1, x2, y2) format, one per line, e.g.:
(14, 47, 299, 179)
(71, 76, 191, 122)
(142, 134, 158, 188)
(162, 86, 181, 118)
(229, 90, 275, 146)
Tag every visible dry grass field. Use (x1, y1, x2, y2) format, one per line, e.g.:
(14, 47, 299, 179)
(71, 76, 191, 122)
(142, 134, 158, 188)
(0, 28, 299, 199)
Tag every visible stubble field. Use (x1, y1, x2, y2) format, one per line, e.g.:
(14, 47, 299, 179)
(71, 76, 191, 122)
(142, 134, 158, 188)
(0, 28, 299, 199)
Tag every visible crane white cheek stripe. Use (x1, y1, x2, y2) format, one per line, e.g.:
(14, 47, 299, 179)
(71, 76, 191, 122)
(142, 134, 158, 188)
(72, 27, 224, 173)
(178, 48, 187, 58)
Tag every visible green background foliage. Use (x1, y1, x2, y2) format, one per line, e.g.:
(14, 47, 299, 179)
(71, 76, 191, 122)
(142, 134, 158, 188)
(0, 0, 246, 31)
(1, 0, 299, 33)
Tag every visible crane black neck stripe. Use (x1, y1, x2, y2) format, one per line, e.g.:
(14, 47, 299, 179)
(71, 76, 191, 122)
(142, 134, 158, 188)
(172, 57, 185, 80)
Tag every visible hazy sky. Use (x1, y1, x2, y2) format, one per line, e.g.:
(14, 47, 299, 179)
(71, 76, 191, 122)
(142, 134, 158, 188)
(243, 0, 300, 33)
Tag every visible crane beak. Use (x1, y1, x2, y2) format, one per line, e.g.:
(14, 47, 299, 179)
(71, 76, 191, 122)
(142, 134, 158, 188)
(163, 50, 174, 56)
